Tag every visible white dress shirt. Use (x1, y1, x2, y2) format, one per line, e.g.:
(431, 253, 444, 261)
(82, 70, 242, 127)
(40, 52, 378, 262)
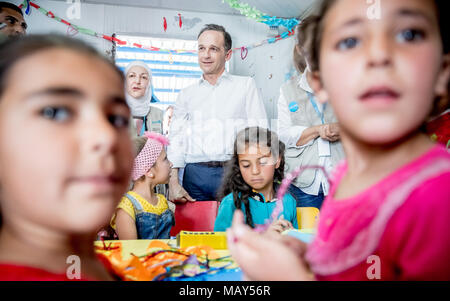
(167, 71, 268, 168)
(277, 77, 332, 196)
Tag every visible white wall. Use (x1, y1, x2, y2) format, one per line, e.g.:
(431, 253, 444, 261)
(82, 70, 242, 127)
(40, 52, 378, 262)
(15, 0, 298, 121)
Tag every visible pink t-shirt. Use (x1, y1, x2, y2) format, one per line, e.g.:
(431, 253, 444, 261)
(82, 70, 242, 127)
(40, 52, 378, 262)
(306, 145, 450, 280)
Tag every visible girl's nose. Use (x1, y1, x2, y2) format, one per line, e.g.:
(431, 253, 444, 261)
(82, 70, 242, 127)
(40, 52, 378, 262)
(82, 113, 118, 155)
(251, 163, 260, 175)
(366, 33, 392, 68)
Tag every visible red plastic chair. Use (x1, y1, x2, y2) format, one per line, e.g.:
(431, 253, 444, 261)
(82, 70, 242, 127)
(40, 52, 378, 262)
(169, 200, 219, 236)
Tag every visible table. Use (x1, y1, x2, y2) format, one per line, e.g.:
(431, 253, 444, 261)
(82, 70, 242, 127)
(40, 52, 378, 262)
(94, 239, 241, 281)
(94, 230, 315, 281)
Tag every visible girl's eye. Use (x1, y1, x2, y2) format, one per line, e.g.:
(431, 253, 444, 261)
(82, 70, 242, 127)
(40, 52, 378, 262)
(241, 164, 250, 169)
(108, 114, 129, 128)
(40, 106, 71, 122)
(396, 29, 425, 43)
(259, 158, 269, 165)
(336, 37, 360, 50)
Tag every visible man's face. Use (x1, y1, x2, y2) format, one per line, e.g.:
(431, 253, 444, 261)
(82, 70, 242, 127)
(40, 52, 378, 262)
(197, 30, 231, 76)
(0, 7, 27, 37)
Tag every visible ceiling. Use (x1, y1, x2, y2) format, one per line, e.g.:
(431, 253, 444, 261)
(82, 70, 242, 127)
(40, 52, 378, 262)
(67, 0, 317, 19)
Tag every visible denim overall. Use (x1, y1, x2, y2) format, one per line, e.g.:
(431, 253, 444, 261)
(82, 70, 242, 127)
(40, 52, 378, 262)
(125, 193, 174, 239)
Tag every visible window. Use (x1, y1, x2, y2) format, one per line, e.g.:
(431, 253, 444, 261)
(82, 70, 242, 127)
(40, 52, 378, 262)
(115, 34, 202, 111)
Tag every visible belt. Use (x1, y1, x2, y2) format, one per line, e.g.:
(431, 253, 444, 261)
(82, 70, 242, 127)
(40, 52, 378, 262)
(195, 161, 226, 168)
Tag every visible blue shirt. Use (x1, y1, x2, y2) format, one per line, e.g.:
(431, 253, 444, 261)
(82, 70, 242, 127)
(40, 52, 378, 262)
(214, 192, 298, 231)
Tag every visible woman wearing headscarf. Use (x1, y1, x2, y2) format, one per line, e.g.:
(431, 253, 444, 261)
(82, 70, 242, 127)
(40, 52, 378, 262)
(125, 60, 164, 136)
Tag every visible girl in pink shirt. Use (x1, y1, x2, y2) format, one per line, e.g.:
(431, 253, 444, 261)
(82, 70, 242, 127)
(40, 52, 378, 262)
(226, 0, 450, 281)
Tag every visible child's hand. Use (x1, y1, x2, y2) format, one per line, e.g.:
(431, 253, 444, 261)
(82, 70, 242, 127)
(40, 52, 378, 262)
(266, 215, 293, 234)
(227, 210, 314, 281)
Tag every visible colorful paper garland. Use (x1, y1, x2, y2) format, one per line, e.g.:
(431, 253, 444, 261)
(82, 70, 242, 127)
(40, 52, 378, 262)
(223, 0, 300, 31)
(20, 0, 296, 57)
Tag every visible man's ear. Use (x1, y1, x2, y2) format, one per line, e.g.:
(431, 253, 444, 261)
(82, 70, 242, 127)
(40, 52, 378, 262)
(309, 70, 329, 104)
(225, 49, 232, 61)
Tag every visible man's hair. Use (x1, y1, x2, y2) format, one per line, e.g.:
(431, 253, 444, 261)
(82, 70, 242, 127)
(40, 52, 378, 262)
(197, 24, 232, 52)
(0, 2, 24, 16)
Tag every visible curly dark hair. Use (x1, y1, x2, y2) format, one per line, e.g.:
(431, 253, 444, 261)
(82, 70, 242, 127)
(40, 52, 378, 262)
(218, 127, 285, 228)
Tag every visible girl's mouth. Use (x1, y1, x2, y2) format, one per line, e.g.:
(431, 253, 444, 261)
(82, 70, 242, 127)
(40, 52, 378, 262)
(359, 86, 400, 102)
(251, 178, 264, 183)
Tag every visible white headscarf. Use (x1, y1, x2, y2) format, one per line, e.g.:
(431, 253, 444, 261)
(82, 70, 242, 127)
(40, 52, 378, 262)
(124, 61, 153, 117)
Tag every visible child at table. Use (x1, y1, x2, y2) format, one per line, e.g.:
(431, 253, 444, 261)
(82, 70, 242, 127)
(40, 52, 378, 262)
(214, 127, 298, 233)
(111, 132, 175, 239)
(227, 0, 450, 280)
(0, 34, 134, 280)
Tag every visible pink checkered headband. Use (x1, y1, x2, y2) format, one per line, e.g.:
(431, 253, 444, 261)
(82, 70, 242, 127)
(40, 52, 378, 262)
(131, 132, 170, 181)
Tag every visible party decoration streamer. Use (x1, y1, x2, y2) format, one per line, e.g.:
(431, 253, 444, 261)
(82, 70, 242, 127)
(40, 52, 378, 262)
(178, 13, 182, 28)
(19, 1, 295, 57)
(223, 0, 264, 22)
(223, 0, 300, 31)
(24, 0, 31, 15)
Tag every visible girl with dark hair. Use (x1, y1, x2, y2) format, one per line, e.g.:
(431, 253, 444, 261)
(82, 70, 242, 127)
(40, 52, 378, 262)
(227, 0, 450, 281)
(0, 34, 134, 280)
(214, 127, 298, 233)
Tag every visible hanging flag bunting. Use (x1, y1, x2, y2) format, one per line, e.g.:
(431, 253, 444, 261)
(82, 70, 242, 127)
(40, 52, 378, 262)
(24, 0, 31, 15)
(178, 13, 182, 28)
(19, 1, 294, 56)
(240, 46, 248, 60)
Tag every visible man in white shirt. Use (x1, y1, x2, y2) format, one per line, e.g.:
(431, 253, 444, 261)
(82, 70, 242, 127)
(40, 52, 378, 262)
(167, 24, 267, 202)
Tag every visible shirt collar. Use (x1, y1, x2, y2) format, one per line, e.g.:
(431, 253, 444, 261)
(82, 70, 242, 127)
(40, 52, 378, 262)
(297, 70, 314, 94)
(199, 70, 231, 86)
